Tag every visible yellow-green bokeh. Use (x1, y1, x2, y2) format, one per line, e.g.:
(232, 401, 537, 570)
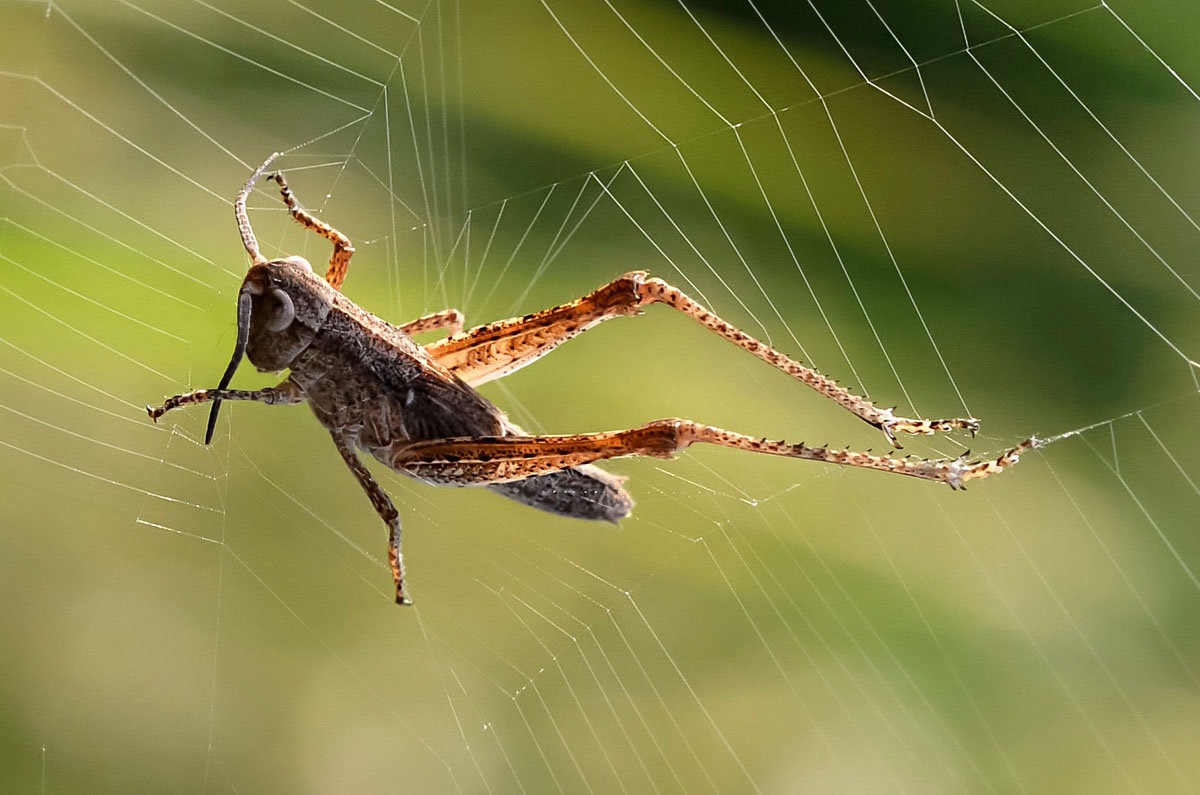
(1, 1, 1198, 792)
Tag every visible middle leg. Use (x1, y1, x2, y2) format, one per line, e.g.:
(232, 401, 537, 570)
(331, 431, 410, 605)
(399, 308, 464, 338)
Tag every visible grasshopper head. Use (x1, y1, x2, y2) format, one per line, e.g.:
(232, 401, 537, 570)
(239, 256, 333, 373)
(203, 154, 337, 443)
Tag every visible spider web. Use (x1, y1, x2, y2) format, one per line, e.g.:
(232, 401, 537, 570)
(1, 0, 1199, 791)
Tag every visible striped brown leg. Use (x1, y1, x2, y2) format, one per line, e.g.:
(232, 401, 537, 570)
(147, 379, 305, 421)
(424, 273, 643, 386)
(394, 419, 1034, 490)
(269, 172, 355, 290)
(399, 308, 464, 338)
(426, 271, 978, 447)
(331, 432, 410, 605)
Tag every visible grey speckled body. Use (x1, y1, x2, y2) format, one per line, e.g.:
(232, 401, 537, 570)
(272, 260, 632, 523)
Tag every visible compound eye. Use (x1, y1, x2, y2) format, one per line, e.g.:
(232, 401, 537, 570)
(263, 287, 295, 332)
(284, 255, 313, 272)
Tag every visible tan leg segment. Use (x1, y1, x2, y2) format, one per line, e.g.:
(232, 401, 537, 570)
(399, 308, 464, 338)
(269, 172, 356, 291)
(426, 271, 978, 446)
(394, 418, 1034, 490)
(425, 274, 643, 386)
(147, 379, 305, 421)
(331, 432, 410, 605)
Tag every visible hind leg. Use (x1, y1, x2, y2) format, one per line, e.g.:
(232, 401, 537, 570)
(393, 419, 1033, 490)
(425, 272, 978, 446)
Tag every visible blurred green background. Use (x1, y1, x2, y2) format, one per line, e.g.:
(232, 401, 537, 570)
(1, 0, 1199, 792)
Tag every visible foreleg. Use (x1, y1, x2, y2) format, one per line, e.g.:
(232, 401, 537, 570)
(269, 171, 355, 290)
(148, 379, 305, 421)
